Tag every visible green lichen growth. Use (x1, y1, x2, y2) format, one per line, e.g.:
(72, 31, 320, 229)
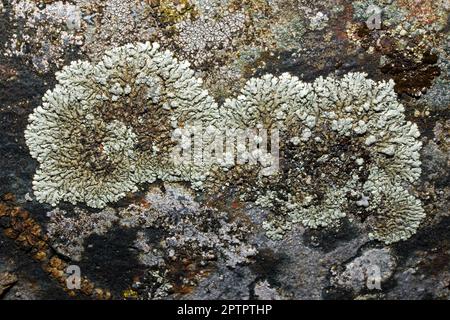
(25, 42, 218, 208)
(213, 72, 424, 244)
(26, 42, 425, 244)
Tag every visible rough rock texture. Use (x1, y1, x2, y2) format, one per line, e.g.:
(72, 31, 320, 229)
(0, 0, 449, 300)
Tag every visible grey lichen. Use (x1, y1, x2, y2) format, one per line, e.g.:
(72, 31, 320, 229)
(214, 72, 424, 244)
(253, 280, 283, 300)
(222, 73, 312, 130)
(25, 42, 218, 208)
(44, 183, 256, 298)
(364, 169, 426, 244)
(122, 184, 257, 269)
(175, 10, 247, 67)
(27, 40, 425, 244)
(330, 247, 397, 294)
(46, 207, 118, 261)
(6, 0, 83, 73)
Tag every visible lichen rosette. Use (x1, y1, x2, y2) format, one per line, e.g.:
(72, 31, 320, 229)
(26, 42, 218, 208)
(217, 72, 424, 244)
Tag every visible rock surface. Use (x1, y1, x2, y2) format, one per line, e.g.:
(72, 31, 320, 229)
(0, 0, 448, 300)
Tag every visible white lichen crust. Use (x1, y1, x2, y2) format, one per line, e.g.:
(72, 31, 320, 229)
(222, 73, 312, 130)
(364, 169, 426, 244)
(26, 41, 425, 244)
(46, 207, 118, 261)
(218, 72, 424, 244)
(26, 42, 218, 208)
(45, 183, 256, 296)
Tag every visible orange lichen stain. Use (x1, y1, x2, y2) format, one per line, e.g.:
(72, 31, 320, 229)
(139, 198, 152, 209)
(158, 0, 198, 24)
(398, 0, 445, 24)
(4, 228, 17, 239)
(122, 288, 139, 299)
(2, 193, 15, 202)
(34, 251, 47, 261)
(327, 1, 355, 42)
(0, 204, 8, 217)
(231, 200, 243, 209)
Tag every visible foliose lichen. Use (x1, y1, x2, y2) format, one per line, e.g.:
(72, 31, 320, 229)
(25, 42, 218, 208)
(27, 40, 425, 244)
(209, 72, 424, 244)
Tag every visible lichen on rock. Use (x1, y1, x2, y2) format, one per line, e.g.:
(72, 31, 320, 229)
(210, 72, 425, 244)
(330, 247, 397, 294)
(46, 207, 119, 261)
(25, 42, 218, 208)
(363, 169, 426, 244)
(44, 183, 256, 298)
(26, 39, 425, 244)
